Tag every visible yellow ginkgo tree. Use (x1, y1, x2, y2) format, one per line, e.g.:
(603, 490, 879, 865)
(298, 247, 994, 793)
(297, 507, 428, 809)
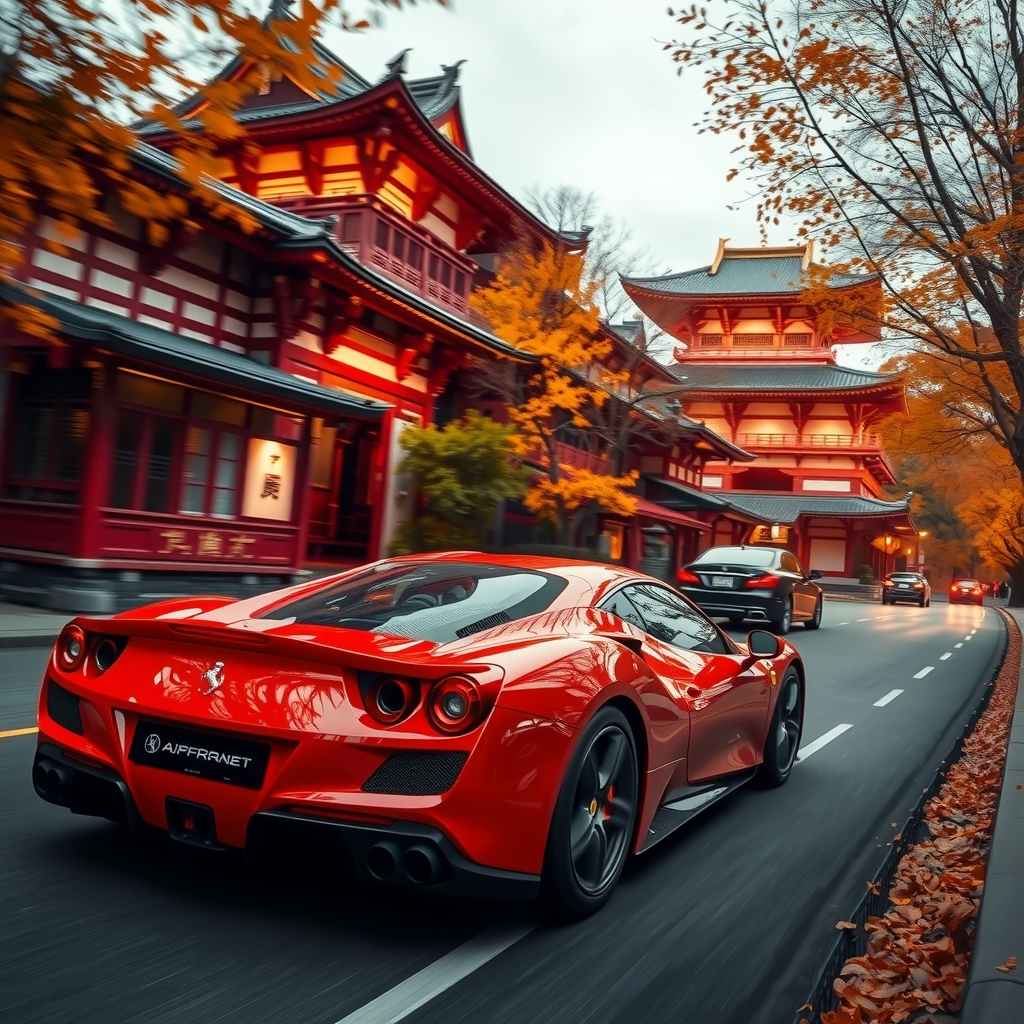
(471, 235, 638, 545)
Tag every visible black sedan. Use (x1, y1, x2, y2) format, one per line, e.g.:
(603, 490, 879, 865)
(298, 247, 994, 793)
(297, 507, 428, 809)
(881, 571, 931, 606)
(676, 545, 824, 635)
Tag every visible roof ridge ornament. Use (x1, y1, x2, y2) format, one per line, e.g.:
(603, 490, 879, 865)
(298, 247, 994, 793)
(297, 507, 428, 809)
(709, 238, 729, 275)
(385, 48, 411, 79)
(440, 59, 467, 84)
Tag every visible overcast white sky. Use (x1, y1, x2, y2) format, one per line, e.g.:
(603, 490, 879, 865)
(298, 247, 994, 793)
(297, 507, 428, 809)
(318, 0, 885, 369)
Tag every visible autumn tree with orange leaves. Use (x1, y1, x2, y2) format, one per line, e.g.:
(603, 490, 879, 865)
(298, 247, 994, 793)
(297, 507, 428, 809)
(880, 344, 1024, 598)
(470, 235, 639, 546)
(665, 0, 1024, 485)
(0, 0, 434, 336)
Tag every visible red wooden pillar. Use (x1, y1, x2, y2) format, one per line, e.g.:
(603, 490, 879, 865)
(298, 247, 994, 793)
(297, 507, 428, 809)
(76, 362, 116, 560)
(291, 415, 315, 570)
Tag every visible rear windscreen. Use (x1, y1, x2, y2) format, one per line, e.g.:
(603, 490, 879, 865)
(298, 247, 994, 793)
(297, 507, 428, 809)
(259, 562, 568, 643)
(690, 547, 776, 568)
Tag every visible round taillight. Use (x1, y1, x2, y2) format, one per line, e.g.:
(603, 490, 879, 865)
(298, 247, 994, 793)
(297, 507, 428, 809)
(428, 676, 482, 734)
(57, 625, 87, 672)
(367, 678, 417, 725)
(92, 636, 122, 674)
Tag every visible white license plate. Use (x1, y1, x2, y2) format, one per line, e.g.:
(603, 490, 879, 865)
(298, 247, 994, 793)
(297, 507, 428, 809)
(898, 584, 908, 588)
(711, 576, 732, 588)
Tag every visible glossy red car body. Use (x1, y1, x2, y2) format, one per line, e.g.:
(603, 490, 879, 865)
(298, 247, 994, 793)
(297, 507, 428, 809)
(33, 553, 804, 905)
(949, 578, 985, 605)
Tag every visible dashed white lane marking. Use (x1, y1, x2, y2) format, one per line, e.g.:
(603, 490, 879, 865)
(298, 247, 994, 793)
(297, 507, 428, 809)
(335, 923, 535, 1024)
(914, 667, 934, 679)
(797, 723, 854, 761)
(965, 635, 973, 642)
(874, 689, 904, 707)
(971, 629, 977, 634)
(940, 653, 952, 661)
(837, 622, 850, 626)
(857, 618, 871, 622)
(955, 643, 964, 648)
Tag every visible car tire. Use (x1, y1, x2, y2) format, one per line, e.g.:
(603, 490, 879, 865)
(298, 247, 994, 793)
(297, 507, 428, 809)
(770, 597, 793, 635)
(803, 596, 822, 630)
(755, 668, 802, 788)
(925, 597, 931, 607)
(542, 706, 639, 918)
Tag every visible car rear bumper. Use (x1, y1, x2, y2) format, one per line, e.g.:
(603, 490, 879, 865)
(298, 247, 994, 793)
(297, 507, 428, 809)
(677, 588, 784, 621)
(32, 744, 541, 901)
(885, 590, 927, 602)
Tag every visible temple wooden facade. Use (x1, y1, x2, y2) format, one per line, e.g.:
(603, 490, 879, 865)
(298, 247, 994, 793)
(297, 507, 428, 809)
(0, 29, 748, 609)
(623, 242, 917, 578)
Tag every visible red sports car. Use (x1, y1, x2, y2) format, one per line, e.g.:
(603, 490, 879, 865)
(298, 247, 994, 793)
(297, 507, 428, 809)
(32, 553, 805, 915)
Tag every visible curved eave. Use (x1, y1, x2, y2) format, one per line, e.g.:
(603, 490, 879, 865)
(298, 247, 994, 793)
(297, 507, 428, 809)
(1, 283, 388, 421)
(621, 273, 881, 303)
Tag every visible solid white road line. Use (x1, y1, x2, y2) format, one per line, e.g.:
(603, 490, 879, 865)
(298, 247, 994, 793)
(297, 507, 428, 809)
(955, 643, 964, 648)
(335, 923, 535, 1024)
(913, 667, 934, 679)
(797, 723, 853, 761)
(874, 689, 904, 707)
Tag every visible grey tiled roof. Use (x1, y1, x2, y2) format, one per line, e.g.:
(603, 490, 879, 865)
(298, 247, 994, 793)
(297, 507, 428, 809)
(623, 256, 874, 297)
(668, 362, 901, 392)
(720, 492, 911, 524)
(2, 283, 388, 420)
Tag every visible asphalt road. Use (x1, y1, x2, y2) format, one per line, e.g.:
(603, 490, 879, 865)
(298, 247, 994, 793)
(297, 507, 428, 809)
(0, 601, 1003, 1024)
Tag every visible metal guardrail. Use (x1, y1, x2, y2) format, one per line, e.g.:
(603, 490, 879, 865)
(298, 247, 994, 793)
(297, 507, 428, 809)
(795, 629, 1009, 1023)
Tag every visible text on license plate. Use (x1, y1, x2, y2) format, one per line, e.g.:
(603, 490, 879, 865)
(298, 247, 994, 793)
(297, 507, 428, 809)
(711, 576, 732, 588)
(128, 719, 270, 789)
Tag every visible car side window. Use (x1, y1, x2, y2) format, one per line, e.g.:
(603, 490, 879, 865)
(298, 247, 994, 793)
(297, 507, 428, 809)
(599, 589, 647, 630)
(626, 585, 729, 655)
(781, 552, 803, 576)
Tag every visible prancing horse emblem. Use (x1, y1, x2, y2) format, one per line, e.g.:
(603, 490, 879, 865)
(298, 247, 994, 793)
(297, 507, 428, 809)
(200, 662, 225, 696)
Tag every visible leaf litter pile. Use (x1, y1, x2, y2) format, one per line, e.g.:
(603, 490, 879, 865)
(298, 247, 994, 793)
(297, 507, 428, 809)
(811, 611, 1022, 1024)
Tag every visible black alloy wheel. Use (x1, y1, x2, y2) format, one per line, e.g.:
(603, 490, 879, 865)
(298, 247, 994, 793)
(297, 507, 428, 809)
(756, 669, 802, 787)
(771, 596, 793, 635)
(543, 706, 639, 917)
(804, 596, 822, 630)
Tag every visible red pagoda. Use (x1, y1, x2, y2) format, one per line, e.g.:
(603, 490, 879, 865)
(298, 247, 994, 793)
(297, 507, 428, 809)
(623, 241, 918, 579)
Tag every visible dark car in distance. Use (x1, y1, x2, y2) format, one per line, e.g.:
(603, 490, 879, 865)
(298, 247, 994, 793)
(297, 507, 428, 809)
(676, 545, 824, 635)
(882, 571, 931, 607)
(949, 578, 985, 606)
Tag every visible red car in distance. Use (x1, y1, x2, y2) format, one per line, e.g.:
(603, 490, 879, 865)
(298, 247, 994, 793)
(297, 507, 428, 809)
(949, 578, 985, 605)
(32, 553, 805, 916)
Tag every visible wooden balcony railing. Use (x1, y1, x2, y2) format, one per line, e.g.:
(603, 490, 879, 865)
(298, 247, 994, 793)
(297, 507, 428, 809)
(735, 433, 883, 449)
(276, 195, 476, 318)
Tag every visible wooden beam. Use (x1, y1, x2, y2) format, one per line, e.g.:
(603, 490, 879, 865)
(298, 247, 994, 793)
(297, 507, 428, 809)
(410, 171, 441, 222)
(230, 150, 261, 196)
(454, 209, 485, 251)
(299, 141, 327, 196)
(396, 332, 434, 381)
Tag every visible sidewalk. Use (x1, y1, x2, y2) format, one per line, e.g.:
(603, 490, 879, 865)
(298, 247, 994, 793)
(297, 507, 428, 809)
(960, 607, 1024, 1024)
(0, 603, 85, 649)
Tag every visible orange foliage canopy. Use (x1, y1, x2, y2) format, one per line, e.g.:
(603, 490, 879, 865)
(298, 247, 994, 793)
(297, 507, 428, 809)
(665, 0, 1024, 484)
(471, 237, 638, 543)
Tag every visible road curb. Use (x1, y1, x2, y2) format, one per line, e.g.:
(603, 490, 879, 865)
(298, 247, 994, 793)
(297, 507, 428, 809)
(960, 608, 1024, 1024)
(0, 633, 60, 650)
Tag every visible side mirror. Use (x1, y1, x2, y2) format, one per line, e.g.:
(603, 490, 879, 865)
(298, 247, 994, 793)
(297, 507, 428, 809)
(808, 570, 823, 580)
(742, 629, 781, 667)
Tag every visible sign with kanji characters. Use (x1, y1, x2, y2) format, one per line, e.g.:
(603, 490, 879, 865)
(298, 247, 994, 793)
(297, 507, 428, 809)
(242, 439, 296, 521)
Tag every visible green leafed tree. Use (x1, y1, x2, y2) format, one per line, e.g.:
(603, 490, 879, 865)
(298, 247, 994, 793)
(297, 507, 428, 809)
(390, 411, 528, 553)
